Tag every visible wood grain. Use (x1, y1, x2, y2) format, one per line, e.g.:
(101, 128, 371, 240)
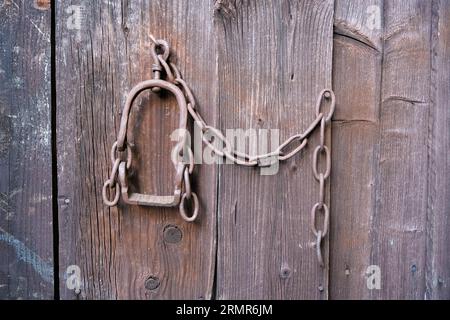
(425, 0, 450, 300)
(13, 0, 445, 300)
(56, 0, 217, 299)
(0, 0, 53, 299)
(330, 0, 382, 299)
(215, 0, 334, 299)
(372, 0, 432, 299)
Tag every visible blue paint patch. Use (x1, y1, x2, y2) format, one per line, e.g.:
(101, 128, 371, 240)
(0, 228, 53, 284)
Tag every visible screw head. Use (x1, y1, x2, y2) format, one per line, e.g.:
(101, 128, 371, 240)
(163, 225, 183, 244)
(144, 276, 160, 291)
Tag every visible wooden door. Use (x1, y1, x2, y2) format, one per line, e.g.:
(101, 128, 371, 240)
(0, 0, 449, 300)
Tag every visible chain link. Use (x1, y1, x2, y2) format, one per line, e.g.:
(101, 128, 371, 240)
(103, 36, 335, 267)
(169, 61, 325, 167)
(102, 141, 134, 206)
(310, 89, 335, 267)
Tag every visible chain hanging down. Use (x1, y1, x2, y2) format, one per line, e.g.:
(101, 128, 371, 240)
(310, 89, 335, 267)
(102, 36, 335, 267)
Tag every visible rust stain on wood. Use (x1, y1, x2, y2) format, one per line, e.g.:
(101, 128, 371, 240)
(33, 0, 50, 11)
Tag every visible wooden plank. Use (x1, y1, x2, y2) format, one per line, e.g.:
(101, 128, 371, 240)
(330, 0, 383, 299)
(0, 0, 53, 299)
(56, 0, 217, 299)
(372, 0, 432, 299)
(215, 0, 334, 299)
(425, 0, 450, 300)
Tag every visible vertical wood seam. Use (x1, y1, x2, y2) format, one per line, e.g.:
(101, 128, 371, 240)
(369, 0, 385, 299)
(374, 0, 432, 299)
(51, 0, 60, 300)
(424, 0, 439, 299)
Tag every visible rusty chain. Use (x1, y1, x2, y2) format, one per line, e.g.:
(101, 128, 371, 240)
(310, 89, 335, 266)
(102, 36, 335, 267)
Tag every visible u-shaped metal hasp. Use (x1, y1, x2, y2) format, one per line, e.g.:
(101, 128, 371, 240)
(116, 79, 188, 207)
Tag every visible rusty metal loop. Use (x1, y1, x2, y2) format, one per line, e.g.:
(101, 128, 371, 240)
(277, 134, 302, 153)
(274, 113, 323, 155)
(183, 168, 192, 200)
(110, 141, 132, 169)
(185, 146, 194, 174)
(107, 78, 189, 208)
(150, 38, 170, 92)
(312, 145, 331, 180)
(319, 117, 326, 149)
(179, 192, 199, 222)
(202, 126, 232, 157)
(187, 104, 207, 130)
(301, 113, 324, 141)
(311, 202, 329, 238)
(176, 78, 196, 108)
(315, 89, 335, 123)
(102, 179, 120, 207)
(315, 231, 324, 267)
(150, 38, 170, 62)
(109, 158, 121, 183)
(256, 156, 279, 168)
(247, 149, 280, 163)
(223, 150, 258, 166)
(318, 173, 324, 209)
(173, 142, 194, 174)
(278, 138, 308, 161)
(158, 55, 175, 82)
(116, 79, 188, 151)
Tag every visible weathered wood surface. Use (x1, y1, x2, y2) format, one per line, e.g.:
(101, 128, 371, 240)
(215, 0, 334, 299)
(329, 0, 450, 300)
(330, 0, 382, 299)
(0, 0, 53, 299)
(331, 0, 450, 300)
(56, 0, 216, 299)
(372, 0, 432, 299)
(1, 0, 449, 300)
(425, 0, 450, 300)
